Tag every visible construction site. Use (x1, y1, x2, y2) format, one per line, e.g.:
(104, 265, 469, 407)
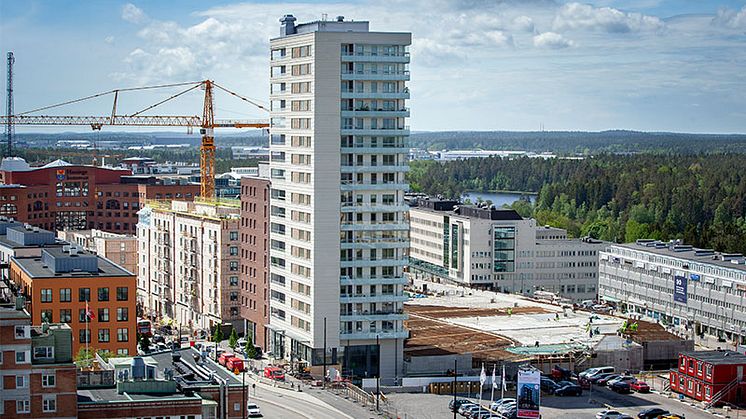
(403, 278, 693, 378)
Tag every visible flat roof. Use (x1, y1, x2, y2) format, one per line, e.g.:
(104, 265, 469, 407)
(610, 242, 746, 273)
(12, 250, 133, 279)
(681, 350, 746, 365)
(0, 235, 64, 250)
(149, 347, 244, 386)
(77, 388, 200, 403)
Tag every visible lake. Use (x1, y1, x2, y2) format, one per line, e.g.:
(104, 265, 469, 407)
(461, 191, 536, 208)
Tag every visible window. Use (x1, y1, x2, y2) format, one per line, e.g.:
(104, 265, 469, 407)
(98, 287, 109, 301)
(16, 400, 30, 413)
(117, 348, 129, 356)
(230, 261, 239, 271)
(16, 350, 28, 363)
(98, 308, 110, 322)
(229, 231, 238, 240)
(42, 372, 56, 387)
(117, 328, 129, 342)
(229, 246, 238, 256)
(60, 309, 72, 323)
(98, 328, 110, 342)
(34, 346, 54, 360)
(80, 329, 91, 343)
(117, 307, 129, 321)
(16, 375, 28, 388)
(79, 287, 91, 302)
(15, 325, 29, 339)
(41, 309, 53, 323)
(42, 395, 56, 413)
(116, 287, 128, 301)
(60, 288, 71, 302)
(229, 276, 239, 286)
(41, 288, 53, 302)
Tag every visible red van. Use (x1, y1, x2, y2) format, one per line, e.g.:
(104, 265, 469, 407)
(218, 352, 235, 366)
(264, 366, 285, 381)
(226, 357, 245, 372)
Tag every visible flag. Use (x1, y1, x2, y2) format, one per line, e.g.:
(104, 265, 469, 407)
(480, 364, 487, 387)
(492, 365, 498, 389)
(502, 364, 507, 391)
(85, 301, 95, 320)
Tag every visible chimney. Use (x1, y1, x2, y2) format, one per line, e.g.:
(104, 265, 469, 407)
(280, 14, 297, 36)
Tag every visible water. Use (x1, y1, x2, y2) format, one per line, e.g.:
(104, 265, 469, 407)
(461, 191, 536, 208)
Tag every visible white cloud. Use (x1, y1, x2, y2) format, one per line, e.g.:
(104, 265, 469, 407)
(122, 3, 147, 24)
(512, 15, 535, 32)
(712, 6, 746, 29)
(553, 2, 664, 33)
(533, 31, 574, 49)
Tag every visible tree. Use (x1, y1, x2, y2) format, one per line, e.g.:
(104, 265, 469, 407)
(75, 347, 94, 368)
(245, 336, 257, 359)
(212, 323, 224, 344)
(228, 327, 238, 351)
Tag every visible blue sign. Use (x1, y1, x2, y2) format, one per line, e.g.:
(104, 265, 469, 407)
(690, 273, 700, 281)
(674, 275, 688, 304)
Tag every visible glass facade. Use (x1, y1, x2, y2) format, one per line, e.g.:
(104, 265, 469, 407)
(493, 226, 516, 272)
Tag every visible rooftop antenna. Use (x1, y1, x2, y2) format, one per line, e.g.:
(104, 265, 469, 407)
(5, 52, 14, 157)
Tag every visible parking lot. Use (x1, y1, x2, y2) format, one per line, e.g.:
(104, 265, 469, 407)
(386, 384, 723, 419)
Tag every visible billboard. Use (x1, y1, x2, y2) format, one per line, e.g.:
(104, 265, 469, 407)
(674, 275, 688, 304)
(517, 369, 541, 418)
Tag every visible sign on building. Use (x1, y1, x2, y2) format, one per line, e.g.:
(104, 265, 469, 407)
(674, 275, 688, 304)
(517, 369, 541, 418)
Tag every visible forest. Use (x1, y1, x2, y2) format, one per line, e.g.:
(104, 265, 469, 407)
(407, 154, 746, 253)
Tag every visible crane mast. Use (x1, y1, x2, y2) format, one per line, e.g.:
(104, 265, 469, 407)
(5, 52, 14, 158)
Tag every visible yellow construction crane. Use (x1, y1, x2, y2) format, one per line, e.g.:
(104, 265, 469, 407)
(0, 80, 269, 198)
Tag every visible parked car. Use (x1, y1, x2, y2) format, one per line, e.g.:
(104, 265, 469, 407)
(461, 404, 483, 417)
(498, 402, 517, 414)
(551, 365, 572, 381)
(660, 415, 685, 419)
(638, 408, 670, 418)
(540, 377, 559, 393)
(467, 408, 491, 419)
(457, 403, 476, 415)
(263, 366, 285, 381)
(554, 383, 583, 396)
(450, 399, 472, 412)
(490, 398, 515, 411)
(246, 403, 262, 417)
(630, 381, 650, 393)
(610, 381, 631, 394)
(598, 374, 621, 386)
(607, 376, 636, 387)
(581, 366, 616, 379)
(218, 352, 235, 366)
(597, 410, 627, 419)
(589, 372, 617, 383)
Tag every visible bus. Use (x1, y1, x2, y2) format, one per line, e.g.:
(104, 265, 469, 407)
(137, 319, 153, 337)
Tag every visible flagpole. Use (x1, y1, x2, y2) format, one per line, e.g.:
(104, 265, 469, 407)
(501, 364, 506, 400)
(86, 299, 90, 367)
(479, 363, 484, 410)
(490, 364, 495, 405)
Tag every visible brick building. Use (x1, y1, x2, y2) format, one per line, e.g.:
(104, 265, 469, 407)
(58, 229, 138, 278)
(0, 299, 78, 418)
(240, 175, 270, 350)
(0, 157, 199, 234)
(670, 350, 746, 405)
(10, 245, 137, 355)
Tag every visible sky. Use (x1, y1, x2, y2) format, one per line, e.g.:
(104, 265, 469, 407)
(1, 0, 746, 134)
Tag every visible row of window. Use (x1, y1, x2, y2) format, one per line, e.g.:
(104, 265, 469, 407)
(40, 307, 129, 323)
(79, 328, 129, 343)
(41, 286, 129, 303)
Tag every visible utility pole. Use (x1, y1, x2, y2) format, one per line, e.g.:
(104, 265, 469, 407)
(453, 359, 457, 419)
(5, 52, 14, 158)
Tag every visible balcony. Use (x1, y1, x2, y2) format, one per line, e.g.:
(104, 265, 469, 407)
(340, 145, 409, 154)
(341, 126, 410, 137)
(340, 165, 409, 173)
(340, 182, 409, 192)
(340, 240, 408, 250)
(340, 276, 408, 286)
(339, 330, 409, 340)
(341, 53, 410, 64)
(341, 91, 410, 100)
(340, 258, 408, 268)
(339, 221, 409, 231)
(340, 203, 410, 212)
(341, 108, 410, 118)
(341, 71, 410, 81)
(340, 294, 410, 303)
(339, 311, 407, 321)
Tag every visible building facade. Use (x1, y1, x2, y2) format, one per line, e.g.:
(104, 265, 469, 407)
(0, 301, 78, 419)
(670, 350, 746, 405)
(240, 176, 270, 350)
(599, 241, 746, 346)
(10, 245, 137, 356)
(267, 15, 411, 381)
(58, 229, 138, 275)
(137, 200, 242, 334)
(409, 200, 604, 302)
(0, 157, 199, 234)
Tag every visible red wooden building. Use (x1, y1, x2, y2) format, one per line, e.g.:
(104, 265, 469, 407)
(670, 350, 746, 405)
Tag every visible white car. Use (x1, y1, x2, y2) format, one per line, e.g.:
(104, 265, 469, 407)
(498, 402, 517, 414)
(490, 398, 515, 411)
(596, 410, 626, 419)
(458, 403, 477, 416)
(246, 403, 261, 417)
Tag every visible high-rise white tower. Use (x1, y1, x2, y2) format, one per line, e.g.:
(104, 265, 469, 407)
(267, 14, 411, 382)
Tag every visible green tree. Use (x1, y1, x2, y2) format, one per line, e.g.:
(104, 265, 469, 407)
(212, 323, 224, 344)
(245, 336, 257, 359)
(228, 328, 238, 351)
(75, 347, 94, 368)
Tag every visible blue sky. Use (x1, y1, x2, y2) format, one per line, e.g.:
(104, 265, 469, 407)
(1, 0, 746, 133)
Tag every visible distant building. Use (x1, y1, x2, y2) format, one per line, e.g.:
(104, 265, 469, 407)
(409, 199, 604, 302)
(432, 150, 557, 161)
(599, 240, 746, 346)
(231, 146, 270, 160)
(58, 229, 138, 276)
(0, 299, 78, 418)
(137, 200, 242, 334)
(0, 157, 199, 234)
(9, 243, 137, 355)
(240, 174, 270, 350)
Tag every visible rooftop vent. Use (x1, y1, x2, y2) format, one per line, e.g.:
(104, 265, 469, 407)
(721, 253, 744, 261)
(636, 239, 655, 246)
(280, 14, 297, 36)
(694, 248, 715, 256)
(672, 245, 693, 252)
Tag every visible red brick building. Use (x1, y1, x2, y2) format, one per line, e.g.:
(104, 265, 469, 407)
(670, 350, 746, 405)
(0, 300, 78, 419)
(240, 176, 270, 351)
(0, 158, 199, 234)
